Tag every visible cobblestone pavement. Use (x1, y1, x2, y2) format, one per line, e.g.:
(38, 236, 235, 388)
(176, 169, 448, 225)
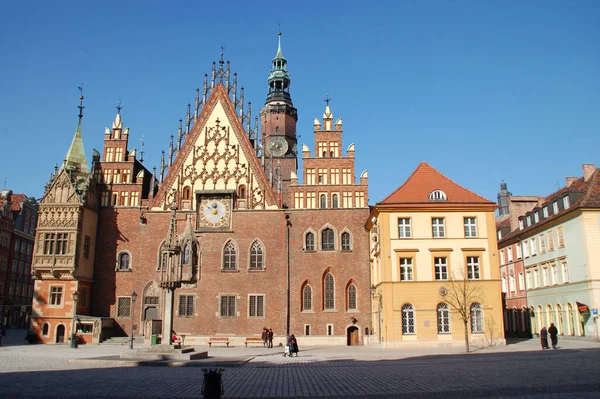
(1, 329, 600, 398)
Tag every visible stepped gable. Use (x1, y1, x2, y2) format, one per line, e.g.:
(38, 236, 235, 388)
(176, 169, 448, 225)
(379, 161, 495, 206)
(151, 83, 277, 209)
(9, 194, 28, 211)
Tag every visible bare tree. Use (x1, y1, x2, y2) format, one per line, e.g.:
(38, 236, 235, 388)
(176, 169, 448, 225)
(439, 269, 484, 353)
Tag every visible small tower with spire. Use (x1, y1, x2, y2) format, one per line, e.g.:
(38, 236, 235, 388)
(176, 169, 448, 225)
(259, 30, 299, 207)
(63, 88, 90, 179)
(497, 181, 512, 216)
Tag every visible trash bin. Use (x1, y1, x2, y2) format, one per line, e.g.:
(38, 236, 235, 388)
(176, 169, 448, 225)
(151, 334, 158, 345)
(202, 368, 224, 399)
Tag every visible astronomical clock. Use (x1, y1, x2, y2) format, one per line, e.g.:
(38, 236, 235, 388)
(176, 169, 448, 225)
(197, 192, 233, 231)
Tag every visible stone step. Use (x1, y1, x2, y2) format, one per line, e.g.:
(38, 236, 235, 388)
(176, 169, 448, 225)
(120, 351, 208, 361)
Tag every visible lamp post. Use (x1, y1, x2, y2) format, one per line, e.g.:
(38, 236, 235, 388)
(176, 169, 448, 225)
(130, 291, 138, 349)
(70, 290, 79, 348)
(370, 285, 382, 344)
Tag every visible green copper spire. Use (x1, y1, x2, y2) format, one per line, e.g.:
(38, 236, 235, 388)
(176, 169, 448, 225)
(266, 31, 292, 105)
(63, 88, 90, 176)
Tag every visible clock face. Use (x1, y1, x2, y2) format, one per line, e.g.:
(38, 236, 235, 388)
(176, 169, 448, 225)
(199, 197, 230, 228)
(267, 136, 288, 157)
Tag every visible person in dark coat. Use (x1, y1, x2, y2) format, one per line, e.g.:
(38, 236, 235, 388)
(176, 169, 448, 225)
(290, 334, 299, 357)
(261, 328, 268, 347)
(540, 327, 549, 349)
(548, 323, 558, 349)
(268, 328, 274, 348)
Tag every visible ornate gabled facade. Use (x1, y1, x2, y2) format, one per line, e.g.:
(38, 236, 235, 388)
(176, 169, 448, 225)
(30, 93, 102, 344)
(32, 36, 371, 346)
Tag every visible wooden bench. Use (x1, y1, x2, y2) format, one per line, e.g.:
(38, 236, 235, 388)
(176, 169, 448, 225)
(208, 337, 230, 347)
(244, 337, 265, 347)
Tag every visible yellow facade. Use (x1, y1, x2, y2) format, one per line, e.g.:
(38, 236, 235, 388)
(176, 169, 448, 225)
(368, 163, 505, 349)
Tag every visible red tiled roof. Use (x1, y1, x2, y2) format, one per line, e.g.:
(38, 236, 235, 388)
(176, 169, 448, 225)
(379, 161, 495, 205)
(495, 215, 510, 229)
(9, 194, 28, 211)
(499, 168, 600, 243)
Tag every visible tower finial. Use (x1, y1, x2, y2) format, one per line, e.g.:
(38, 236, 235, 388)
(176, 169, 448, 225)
(116, 100, 122, 115)
(77, 85, 85, 120)
(324, 93, 331, 106)
(220, 46, 225, 65)
(278, 25, 282, 52)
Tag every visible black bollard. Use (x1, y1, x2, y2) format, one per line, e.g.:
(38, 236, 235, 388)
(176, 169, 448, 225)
(202, 368, 224, 399)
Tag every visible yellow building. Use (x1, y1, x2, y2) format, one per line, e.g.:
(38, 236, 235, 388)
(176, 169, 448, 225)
(367, 162, 505, 349)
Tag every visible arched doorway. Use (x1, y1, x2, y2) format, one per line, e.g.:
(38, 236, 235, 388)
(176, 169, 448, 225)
(347, 326, 359, 346)
(55, 324, 65, 344)
(142, 281, 161, 338)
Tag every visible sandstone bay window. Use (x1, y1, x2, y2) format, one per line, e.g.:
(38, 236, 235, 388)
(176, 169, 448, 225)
(43, 233, 69, 255)
(220, 295, 236, 317)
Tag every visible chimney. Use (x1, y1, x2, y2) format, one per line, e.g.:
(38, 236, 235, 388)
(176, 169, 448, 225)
(565, 177, 578, 187)
(582, 164, 596, 182)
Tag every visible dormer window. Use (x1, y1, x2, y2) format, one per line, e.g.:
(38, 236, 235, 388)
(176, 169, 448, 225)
(526, 215, 531, 226)
(534, 212, 539, 223)
(562, 196, 570, 209)
(552, 201, 559, 214)
(543, 206, 549, 218)
(428, 190, 447, 201)
(519, 219, 524, 230)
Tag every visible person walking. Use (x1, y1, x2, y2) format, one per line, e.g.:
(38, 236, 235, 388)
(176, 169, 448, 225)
(261, 328, 268, 347)
(283, 334, 291, 357)
(548, 323, 559, 349)
(290, 334, 299, 357)
(268, 328, 274, 348)
(540, 326, 549, 349)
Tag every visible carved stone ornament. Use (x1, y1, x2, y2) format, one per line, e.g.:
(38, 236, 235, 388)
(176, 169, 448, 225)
(439, 286, 448, 297)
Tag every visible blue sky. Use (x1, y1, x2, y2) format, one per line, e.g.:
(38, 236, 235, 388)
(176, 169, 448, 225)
(1, 1, 599, 205)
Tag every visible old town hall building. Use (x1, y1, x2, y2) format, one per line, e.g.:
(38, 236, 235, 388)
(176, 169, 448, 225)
(30, 36, 371, 346)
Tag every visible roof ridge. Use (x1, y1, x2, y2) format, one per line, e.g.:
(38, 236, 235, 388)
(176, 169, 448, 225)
(379, 161, 426, 203)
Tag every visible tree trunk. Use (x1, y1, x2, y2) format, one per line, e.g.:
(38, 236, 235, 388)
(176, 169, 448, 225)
(464, 320, 470, 352)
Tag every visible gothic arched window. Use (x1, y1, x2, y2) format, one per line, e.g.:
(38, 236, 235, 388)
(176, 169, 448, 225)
(347, 284, 357, 310)
(223, 240, 237, 270)
(332, 194, 339, 208)
(320, 194, 327, 209)
(341, 232, 351, 251)
(249, 240, 264, 269)
(305, 232, 315, 252)
(183, 244, 190, 264)
(324, 273, 335, 310)
(302, 285, 312, 311)
(182, 186, 191, 200)
(322, 228, 334, 251)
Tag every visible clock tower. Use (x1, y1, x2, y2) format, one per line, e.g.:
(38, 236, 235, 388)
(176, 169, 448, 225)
(260, 32, 298, 208)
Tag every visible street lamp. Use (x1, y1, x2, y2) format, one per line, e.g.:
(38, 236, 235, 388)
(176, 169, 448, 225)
(130, 291, 137, 349)
(70, 290, 79, 348)
(370, 285, 382, 344)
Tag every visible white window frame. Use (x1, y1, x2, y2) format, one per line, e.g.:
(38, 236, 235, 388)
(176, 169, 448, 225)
(434, 257, 448, 280)
(398, 218, 411, 238)
(466, 256, 480, 280)
(552, 201, 559, 214)
(507, 247, 513, 262)
(464, 217, 477, 238)
(563, 196, 570, 209)
(432, 218, 445, 238)
(400, 258, 413, 281)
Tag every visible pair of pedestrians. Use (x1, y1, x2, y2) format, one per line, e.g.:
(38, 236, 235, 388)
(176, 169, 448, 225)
(540, 323, 559, 349)
(284, 334, 299, 357)
(262, 328, 274, 348)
